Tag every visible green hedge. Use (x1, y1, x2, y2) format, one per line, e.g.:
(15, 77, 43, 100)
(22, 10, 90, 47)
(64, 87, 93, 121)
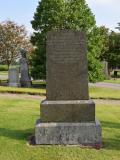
(0, 65, 8, 71)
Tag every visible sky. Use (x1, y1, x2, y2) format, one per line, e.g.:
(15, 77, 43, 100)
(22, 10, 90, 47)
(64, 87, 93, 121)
(0, 0, 120, 34)
(86, 0, 120, 31)
(0, 0, 39, 34)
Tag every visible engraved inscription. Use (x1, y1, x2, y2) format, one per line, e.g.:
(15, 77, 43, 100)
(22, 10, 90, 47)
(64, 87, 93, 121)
(46, 30, 89, 100)
(48, 42, 85, 63)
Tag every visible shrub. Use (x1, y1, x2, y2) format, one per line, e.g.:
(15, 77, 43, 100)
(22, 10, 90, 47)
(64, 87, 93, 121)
(0, 65, 8, 71)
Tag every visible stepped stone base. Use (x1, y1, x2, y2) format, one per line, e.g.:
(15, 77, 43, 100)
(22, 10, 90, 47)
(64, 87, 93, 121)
(35, 119, 102, 147)
(9, 83, 20, 87)
(40, 99, 95, 122)
(20, 80, 31, 88)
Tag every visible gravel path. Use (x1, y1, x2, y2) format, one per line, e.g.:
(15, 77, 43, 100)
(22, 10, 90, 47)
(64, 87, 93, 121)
(94, 99, 120, 105)
(0, 93, 45, 100)
(0, 93, 120, 105)
(89, 82, 120, 90)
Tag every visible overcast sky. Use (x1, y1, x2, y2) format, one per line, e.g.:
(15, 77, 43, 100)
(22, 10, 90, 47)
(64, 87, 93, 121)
(0, 0, 119, 34)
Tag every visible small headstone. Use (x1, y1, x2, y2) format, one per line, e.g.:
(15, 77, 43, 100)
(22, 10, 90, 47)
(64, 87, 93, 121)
(20, 49, 31, 87)
(35, 30, 102, 148)
(8, 67, 20, 87)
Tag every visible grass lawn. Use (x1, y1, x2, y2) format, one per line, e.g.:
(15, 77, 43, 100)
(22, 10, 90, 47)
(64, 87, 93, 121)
(0, 86, 120, 100)
(0, 86, 46, 95)
(0, 71, 8, 75)
(90, 87, 120, 100)
(0, 95, 120, 160)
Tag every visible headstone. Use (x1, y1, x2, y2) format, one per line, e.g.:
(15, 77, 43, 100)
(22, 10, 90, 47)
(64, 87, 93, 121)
(102, 61, 109, 79)
(20, 49, 31, 87)
(8, 67, 20, 87)
(35, 30, 102, 148)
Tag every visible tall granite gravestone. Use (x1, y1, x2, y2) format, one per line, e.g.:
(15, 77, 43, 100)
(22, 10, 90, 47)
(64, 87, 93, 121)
(9, 67, 20, 87)
(20, 49, 31, 87)
(35, 30, 102, 147)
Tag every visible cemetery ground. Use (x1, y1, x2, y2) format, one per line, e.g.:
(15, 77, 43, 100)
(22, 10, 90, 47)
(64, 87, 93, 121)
(104, 79, 120, 84)
(0, 86, 120, 160)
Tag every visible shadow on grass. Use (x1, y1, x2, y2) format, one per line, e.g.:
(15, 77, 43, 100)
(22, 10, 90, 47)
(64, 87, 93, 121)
(101, 121, 120, 130)
(0, 128, 33, 141)
(0, 120, 120, 151)
(111, 75, 120, 78)
(32, 81, 46, 89)
(101, 120, 120, 150)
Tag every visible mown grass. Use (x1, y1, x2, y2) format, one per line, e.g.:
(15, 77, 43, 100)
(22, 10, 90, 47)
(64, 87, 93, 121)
(0, 86, 120, 100)
(0, 95, 120, 160)
(104, 79, 120, 84)
(0, 86, 46, 95)
(90, 87, 120, 100)
(0, 71, 8, 75)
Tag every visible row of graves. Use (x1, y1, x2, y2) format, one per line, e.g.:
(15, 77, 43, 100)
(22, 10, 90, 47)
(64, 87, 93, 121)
(8, 49, 31, 88)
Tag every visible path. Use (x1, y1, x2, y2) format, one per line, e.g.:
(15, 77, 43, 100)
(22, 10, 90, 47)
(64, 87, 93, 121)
(0, 93, 45, 100)
(89, 82, 120, 90)
(0, 93, 120, 105)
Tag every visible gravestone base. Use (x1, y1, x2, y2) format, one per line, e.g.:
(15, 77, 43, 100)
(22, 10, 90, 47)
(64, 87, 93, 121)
(9, 82, 20, 87)
(41, 99, 95, 122)
(20, 80, 31, 88)
(35, 119, 102, 147)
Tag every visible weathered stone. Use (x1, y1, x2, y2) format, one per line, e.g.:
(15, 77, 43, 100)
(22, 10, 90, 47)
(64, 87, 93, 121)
(35, 30, 102, 147)
(20, 50, 31, 88)
(8, 68, 20, 87)
(102, 61, 109, 79)
(40, 99, 95, 122)
(35, 119, 102, 146)
(46, 30, 89, 100)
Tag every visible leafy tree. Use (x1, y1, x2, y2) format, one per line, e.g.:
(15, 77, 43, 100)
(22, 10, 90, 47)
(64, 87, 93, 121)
(115, 22, 120, 31)
(0, 20, 32, 68)
(31, 0, 105, 82)
(31, 0, 65, 79)
(87, 26, 108, 81)
(99, 24, 120, 71)
(98, 26, 109, 60)
(108, 31, 120, 69)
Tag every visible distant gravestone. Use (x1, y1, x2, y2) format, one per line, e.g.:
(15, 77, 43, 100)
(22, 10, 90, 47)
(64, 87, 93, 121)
(102, 61, 109, 79)
(8, 67, 20, 87)
(20, 49, 31, 87)
(35, 30, 102, 147)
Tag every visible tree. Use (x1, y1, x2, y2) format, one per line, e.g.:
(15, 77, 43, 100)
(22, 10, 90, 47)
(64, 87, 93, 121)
(99, 24, 120, 71)
(0, 20, 32, 68)
(115, 22, 120, 31)
(87, 26, 109, 81)
(31, 0, 105, 82)
(31, 0, 66, 79)
(98, 26, 109, 61)
(108, 31, 120, 69)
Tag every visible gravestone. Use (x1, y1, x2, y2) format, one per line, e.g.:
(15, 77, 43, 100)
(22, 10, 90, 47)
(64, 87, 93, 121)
(20, 49, 31, 87)
(102, 61, 109, 79)
(9, 67, 20, 87)
(35, 30, 102, 147)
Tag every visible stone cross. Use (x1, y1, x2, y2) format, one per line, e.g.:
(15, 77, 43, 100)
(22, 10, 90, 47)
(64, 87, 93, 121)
(35, 30, 102, 148)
